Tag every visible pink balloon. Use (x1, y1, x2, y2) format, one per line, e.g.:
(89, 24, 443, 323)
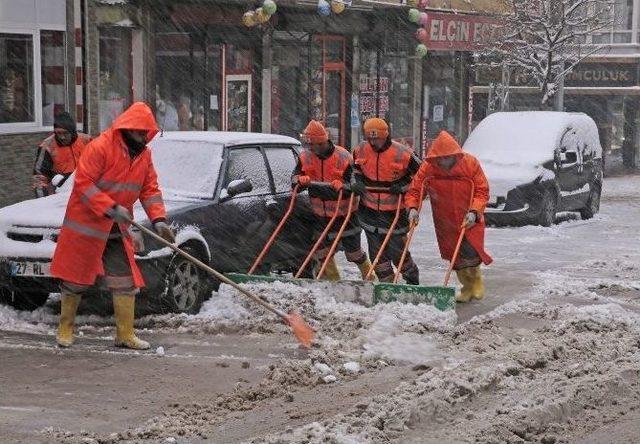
(418, 0, 428, 9)
(419, 12, 429, 26)
(415, 28, 428, 43)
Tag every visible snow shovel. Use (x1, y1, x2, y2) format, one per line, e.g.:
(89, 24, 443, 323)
(316, 192, 357, 279)
(227, 186, 455, 311)
(248, 184, 301, 275)
(129, 219, 315, 348)
(361, 185, 454, 310)
(295, 185, 345, 279)
(393, 183, 426, 284)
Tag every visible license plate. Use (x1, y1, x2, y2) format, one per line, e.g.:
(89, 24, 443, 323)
(10, 261, 51, 277)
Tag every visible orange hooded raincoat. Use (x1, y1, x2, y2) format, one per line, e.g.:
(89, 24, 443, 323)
(405, 131, 492, 265)
(51, 102, 166, 287)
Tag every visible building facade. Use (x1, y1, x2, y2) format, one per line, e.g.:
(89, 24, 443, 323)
(0, 0, 507, 208)
(470, 0, 640, 171)
(0, 0, 80, 207)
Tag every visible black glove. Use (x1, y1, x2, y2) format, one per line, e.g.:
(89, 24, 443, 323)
(389, 182, 406, 194)
(350, 180, 365, 196)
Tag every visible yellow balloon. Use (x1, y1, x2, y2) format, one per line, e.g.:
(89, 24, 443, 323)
(255, 7, 270, 23)
(331, 0, 346, 14)
(242, 11, 256, 27)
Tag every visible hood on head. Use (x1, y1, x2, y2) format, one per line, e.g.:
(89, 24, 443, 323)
(426, 131, 463, 161)
(54, 112, 77, 133)
(111, 102, 159, 142)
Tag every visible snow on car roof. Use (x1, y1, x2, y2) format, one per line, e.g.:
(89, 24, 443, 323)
(463, 111, 602, 167)
(154, 131, 300, 147)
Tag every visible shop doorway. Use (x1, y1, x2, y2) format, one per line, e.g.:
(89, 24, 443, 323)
(271, 34, 347, 145)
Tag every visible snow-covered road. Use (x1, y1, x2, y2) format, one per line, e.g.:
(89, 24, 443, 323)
(1, 175, 639, 444)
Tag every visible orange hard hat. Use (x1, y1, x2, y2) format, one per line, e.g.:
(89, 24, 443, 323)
(301, 120, 329, 144)
(363, 118, 389, 139)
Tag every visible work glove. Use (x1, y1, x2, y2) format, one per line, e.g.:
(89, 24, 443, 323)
(331, 179, 343, 191)
(295, 175, 311, 187)
(389, 182, 406, 195)
(408, 208, 420, 226)
(108, 205, 132, 224)
(350, 180, 365, 196)
(51, 174, 66, 187)
(154, 221, 176, 244)
(463, 211, 477, 229)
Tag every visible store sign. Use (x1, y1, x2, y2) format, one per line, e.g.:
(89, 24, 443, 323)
(508, 63, 640, 88)
(565, 63, 639, 88)
(423, 12, 501, 51)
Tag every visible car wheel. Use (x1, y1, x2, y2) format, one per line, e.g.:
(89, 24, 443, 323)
(0, 288, 49, 311)
(160, 245, 212, 314)
(538, 190, 557, 227)
(579, 184, 601, 220)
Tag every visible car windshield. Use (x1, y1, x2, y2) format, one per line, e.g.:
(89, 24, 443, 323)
(149, 138, 223, 198)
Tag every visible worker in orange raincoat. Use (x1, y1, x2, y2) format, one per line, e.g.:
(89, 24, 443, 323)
(405, 130, 493, 302)
(51, 102, 175, 349)
(292, 120, 373, 281)
(351, 118, 422, 284)
(33, 112, 91, 197)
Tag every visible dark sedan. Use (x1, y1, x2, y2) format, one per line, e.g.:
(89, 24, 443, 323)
(464, 112, 603, 227)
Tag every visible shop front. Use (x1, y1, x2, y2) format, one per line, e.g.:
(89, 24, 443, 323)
(418, 11, 501, 155)
(270, 32, 349, 146)
(151, 4, 261, 133)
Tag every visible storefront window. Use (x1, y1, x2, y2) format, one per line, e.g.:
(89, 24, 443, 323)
(271, 37, 310, 138)
(40, 30, 67, 126)
(423, 53, 461, 142)
(0, 33, 34, 124)
(592, 0, 633, 44)
(99, 27, 132, 131)
(155, 31, 200, 131)
(359, 41, 415, 147)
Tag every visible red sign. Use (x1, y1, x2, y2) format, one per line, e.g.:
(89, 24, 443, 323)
(423, 12, 501, 51)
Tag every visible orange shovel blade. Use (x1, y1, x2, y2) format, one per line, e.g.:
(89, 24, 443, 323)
(284, 311, 315, 348)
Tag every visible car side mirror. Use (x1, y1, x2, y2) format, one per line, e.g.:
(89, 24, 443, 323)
(226, 179, 253, 198)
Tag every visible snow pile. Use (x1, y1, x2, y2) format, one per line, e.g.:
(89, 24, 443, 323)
(251, 295, 640, 444)
(0, 304, 52, 335)
(362, 311, 442, 365)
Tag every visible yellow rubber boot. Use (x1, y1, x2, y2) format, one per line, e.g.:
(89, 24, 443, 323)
(455, 268, 474, 303)
(468, 265, 485, 300)
(357, 259, 377, 281)
(321, 256, 341, 282)
(113, 293, 150, 350)
(57, 293, 81, 347)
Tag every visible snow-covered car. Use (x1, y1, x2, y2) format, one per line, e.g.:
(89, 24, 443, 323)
(464, 112, 603, 227)
(0, 132, 315, 313)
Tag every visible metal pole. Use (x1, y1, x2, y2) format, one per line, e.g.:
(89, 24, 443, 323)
(554, 71, 565, 111)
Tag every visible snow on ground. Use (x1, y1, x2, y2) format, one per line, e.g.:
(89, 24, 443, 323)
(3, 175, 640, 443)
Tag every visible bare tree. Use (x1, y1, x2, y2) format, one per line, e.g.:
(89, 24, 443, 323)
(478, 0, 614, 109)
